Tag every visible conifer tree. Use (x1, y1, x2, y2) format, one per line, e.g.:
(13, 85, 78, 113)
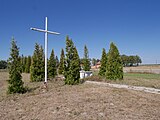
(0, 60, 7, 69)
(20, 55, 27, 73)
(99, 48, 107, 76)
(23, 56, 27, 72)
(83, 45, 90, 71)
(55, 56, 59, 69)
(25, 56, 31, 73)
(48, 49, 57, 79)
(58, 48, 65, 74)
(20, 55, 24, 72)
(71, 47, 80, 82)
(39, 45, 45, 78)
(106, 42, 123, 80)
(8, 38, 26, 94)
(30, 43, 45, 82)
(64, 36, 80, 85)
(92, 58, 97, 66)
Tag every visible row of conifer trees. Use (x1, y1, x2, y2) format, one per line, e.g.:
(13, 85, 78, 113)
(7, 36, 123, 94)
(19, 36, 91, 83)
(20, 46, 59, 75)
(7, 36, 91, 93)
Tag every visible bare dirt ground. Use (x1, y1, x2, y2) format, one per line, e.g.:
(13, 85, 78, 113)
(0, 72, 160, 120)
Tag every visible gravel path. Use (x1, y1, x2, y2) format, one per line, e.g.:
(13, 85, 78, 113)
(85, 81, 160, 94)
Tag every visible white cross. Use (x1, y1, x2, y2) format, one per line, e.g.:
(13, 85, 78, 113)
(30, 17, 60, 84)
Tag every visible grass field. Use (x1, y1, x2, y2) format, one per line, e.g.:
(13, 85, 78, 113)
(0, 71, 160, 119)
(120, 73, 160, 88)
(124, 73, 160, 80)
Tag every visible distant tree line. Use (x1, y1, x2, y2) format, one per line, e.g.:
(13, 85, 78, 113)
(90, 58, 100, 66)
(91, 55, 142, 67)
(0, 60, 7, 69)
(121, 55, 142, 67)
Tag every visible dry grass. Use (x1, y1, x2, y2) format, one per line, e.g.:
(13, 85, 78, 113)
(124, 65, 160, 74)
(0, 72, 160, 120)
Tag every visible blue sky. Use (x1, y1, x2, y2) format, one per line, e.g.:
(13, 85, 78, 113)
(0, 0, 160, 64)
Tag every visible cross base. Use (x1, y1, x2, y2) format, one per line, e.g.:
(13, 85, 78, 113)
(43, 81, 48, 90)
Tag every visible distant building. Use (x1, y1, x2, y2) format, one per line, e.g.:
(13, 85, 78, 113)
(91, 61, 101, 69)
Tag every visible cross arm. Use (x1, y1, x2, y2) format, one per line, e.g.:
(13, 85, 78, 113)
(30, 27, 60, 35)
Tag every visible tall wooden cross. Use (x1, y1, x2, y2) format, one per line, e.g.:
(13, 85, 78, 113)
(31, 17, 60, 84)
